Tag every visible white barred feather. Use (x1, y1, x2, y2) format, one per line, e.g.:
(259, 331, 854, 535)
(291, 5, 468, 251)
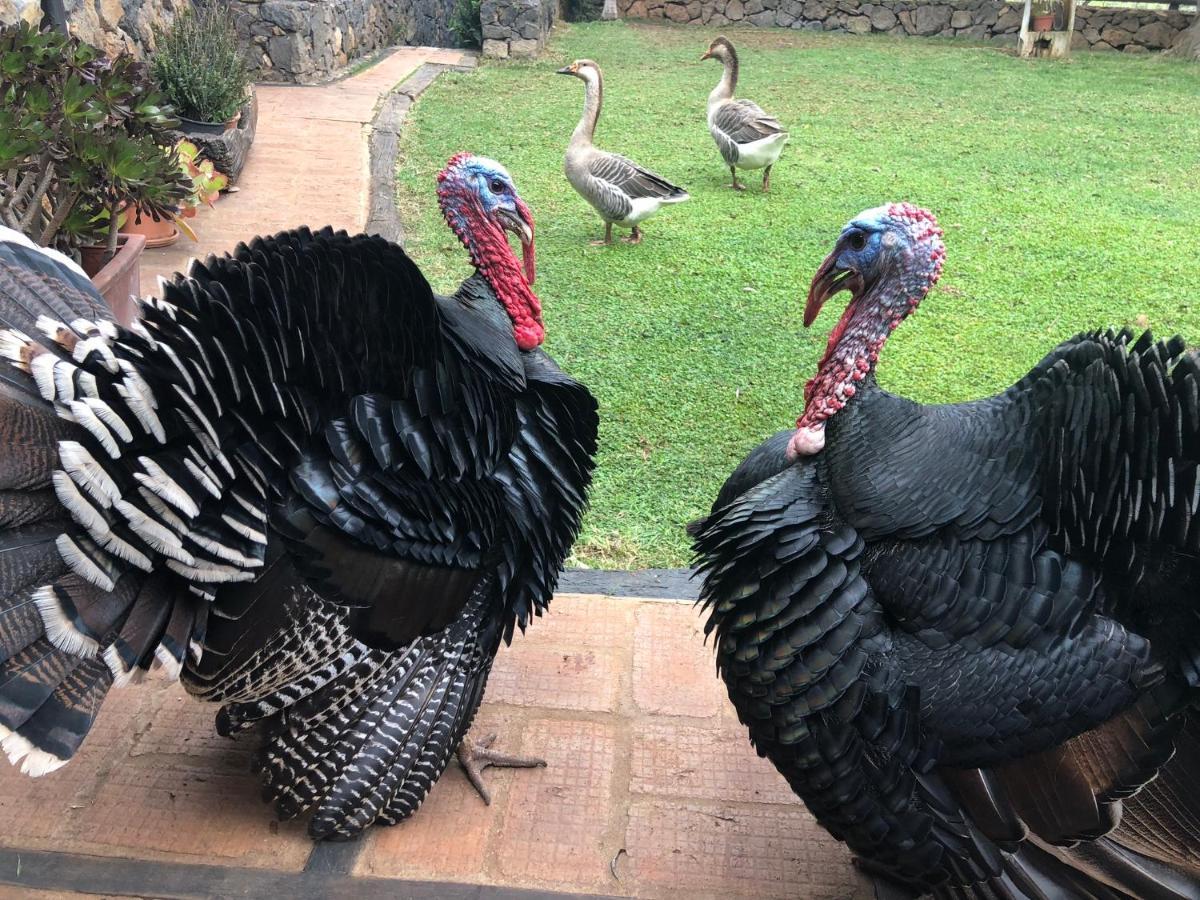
(51, 470, 109, 534)
(0, 329, 33, 370)
(82, 397, 134, 443)
(183, 453, 222, 499)
(135, 456, 200, 518)
(32, 585, 100, 658)
(0, 724, 69, 777)
(165, 558, 256, 583)
(58, 441, 120, 507)
(113, 498, 195, 565)
(67, 400, 120, 458)
(136, 486, 187, 533)
(56, 534, 116, 591)
(222, 513, 267, 545)
(52, 359, 77, 402)
(30, 353, 56, 400)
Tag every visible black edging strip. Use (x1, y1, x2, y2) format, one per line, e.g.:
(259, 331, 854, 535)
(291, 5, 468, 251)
(558, 567, 698, 601)
(303, 836, 366, 875)
(0, 847, 623, 900)
(366, 58, 479, 244)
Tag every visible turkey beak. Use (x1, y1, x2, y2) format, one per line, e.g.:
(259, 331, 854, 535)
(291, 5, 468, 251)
(497, 201, 536, 285)
(805, 252, 857, 327)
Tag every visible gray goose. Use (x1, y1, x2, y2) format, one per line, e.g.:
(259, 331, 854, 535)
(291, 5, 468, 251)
(701, 36, 789, 192)
(556, 59, 689, 245)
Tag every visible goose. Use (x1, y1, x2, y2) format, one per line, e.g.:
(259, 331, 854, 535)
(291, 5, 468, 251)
(556, 59, 689, 245)
(701, 37, 789, 192)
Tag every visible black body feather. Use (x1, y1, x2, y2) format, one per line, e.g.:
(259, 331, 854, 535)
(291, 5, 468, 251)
(0, 226, 597, 836)
(693, 330, 1200, 897)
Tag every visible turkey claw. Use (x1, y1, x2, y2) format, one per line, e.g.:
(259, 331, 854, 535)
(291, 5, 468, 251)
(457, 733, 546, 806)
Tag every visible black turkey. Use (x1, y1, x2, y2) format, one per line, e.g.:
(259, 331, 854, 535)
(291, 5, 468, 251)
(0, 152, 598, 840)
(691, 203, 1200, 898)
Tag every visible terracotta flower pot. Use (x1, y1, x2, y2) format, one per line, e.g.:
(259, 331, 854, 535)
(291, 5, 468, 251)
(1031, 13, 1054, 30)
(80, 233, 146, 326)
(120, 205, 179, 248)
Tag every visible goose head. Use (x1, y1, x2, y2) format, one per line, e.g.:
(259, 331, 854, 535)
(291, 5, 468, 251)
(555, 58, 602, 87)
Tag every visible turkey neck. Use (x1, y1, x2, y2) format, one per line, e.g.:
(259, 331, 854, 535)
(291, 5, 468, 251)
(571, 69, 603, 148)
(442, 195, 543, 351)
(708, 49, 738, 109)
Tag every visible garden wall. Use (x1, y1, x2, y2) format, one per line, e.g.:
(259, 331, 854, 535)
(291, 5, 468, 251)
(229, 0, 457, 82)
(481, 0, 557, 57)
(617, 0, 1193, 52)
(0, 0, 185, 57)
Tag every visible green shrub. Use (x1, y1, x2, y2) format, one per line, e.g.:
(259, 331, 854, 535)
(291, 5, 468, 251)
(449, 0, 482, 49)
(0, 22, 191, 258)
(152, 4, 249, 124)
(562, 0, 603, 23)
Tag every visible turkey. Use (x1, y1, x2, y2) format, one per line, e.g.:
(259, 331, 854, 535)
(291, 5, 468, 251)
(691, 202, 1200, 898)
(0, 152, 598, 840)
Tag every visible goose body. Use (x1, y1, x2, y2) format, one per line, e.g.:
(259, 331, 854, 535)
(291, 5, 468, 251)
(702, 37, 789, 191)
(557, 59, 689, 245)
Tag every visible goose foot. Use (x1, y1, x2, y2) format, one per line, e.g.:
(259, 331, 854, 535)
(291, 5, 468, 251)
(590, 222, 614, 246)
(730, 167, 745, 191)
(622, 226, 643, 244)
(762, 165, 773, 192)
(457, 733, 546, 806)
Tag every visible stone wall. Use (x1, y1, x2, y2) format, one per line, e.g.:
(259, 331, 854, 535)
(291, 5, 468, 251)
(0, 0, 185, 58)
(617, 0, 1194, 52)
(230, 0, 458, 82)
(481, 0, 556, 57)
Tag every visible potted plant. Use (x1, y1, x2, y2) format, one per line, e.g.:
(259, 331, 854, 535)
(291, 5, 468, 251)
(120, 139, 229, 246)
(152, 6, 250, 134)
(0, 23, 192, 323)
(1030, 0, 1055, 31)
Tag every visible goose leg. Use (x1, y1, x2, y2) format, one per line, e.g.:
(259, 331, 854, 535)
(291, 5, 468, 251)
(623, 225, 643, 245)
(457, 733, 547, 806)
(590, 222, 613, 246)
(730, 167, 745, 191)
(762, 165, 773, 192)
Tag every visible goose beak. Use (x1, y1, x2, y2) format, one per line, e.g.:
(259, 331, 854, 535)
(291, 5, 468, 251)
(700, 50, 712, 60)
(555, 65, 574, 75)
(805, 252, 860, 327)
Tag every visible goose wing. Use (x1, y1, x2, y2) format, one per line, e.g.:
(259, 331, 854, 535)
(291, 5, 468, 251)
(712, 99, 787, 145)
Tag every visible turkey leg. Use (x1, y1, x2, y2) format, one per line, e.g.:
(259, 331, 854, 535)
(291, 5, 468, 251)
(457, 733, 546, 805)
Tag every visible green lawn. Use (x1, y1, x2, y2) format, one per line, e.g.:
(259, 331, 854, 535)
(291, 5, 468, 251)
(393, 22, 1200, 569)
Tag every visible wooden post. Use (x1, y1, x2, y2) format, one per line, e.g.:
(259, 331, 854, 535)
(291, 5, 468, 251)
(601, 0, 619, 19)
(1019, 0, 1076, 57)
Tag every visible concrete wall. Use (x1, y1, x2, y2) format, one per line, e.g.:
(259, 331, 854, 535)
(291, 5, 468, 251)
(617, 0, 1194, 53)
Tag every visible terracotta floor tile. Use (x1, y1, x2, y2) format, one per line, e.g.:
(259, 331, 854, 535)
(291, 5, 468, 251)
(630, 719, 800, 807)
(633, 601, 725, 719)
(625, 798, 865, 900)
(65, 761, 310, 868)
(494, 717, 618, 891)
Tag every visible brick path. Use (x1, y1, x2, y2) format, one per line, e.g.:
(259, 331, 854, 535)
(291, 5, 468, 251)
(1, 45, 871, 900)
(138, 45, 469, 293)
(0, 595, 869, 899)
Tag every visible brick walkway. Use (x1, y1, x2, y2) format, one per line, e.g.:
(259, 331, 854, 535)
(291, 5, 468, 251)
(138, 45, 469, 293)
(0, 595, 869, 899)
(1, 45, 871, 900)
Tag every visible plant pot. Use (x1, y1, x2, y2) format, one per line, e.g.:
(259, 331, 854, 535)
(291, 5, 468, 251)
(173, 89, 257, 185)
(178, 110, 241, 136)
(1031, 13, 1054, 30)
(120, 205, 179, 248)
(80, 233, 145, 326)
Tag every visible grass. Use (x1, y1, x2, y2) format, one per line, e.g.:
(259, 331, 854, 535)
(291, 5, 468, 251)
(393, 22, 1200, 568)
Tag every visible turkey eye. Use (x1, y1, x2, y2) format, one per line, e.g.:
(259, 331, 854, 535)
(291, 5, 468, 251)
(490, 179, 505, 194)
(847, 232, 867, 251)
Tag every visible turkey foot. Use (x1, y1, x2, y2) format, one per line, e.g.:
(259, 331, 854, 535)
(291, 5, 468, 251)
(457, 733, 546, 805)
(730, 167, 746, 191)
(762, 165, 772, 192)
(590, 222, 614, 246)
(622, 226, 643, 244)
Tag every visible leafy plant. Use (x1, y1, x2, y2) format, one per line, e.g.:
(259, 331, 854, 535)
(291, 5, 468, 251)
(125, 139, 229, 241)
(449, 0, 482, 50)
(562, 0, 604, 23)
(0, 22, 192, 260)
(1030, 0, 1055, 18)
(152, 4, 249, 124)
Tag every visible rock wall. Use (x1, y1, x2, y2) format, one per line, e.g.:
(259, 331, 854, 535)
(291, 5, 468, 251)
(230, 0, 458, 82)
(481, 0, 556, 57)
(617, 0, 1194, 52)
(0, 0, 186, 58)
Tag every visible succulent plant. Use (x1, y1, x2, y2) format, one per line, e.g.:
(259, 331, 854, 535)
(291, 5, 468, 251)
(0, 22, 192, 261)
